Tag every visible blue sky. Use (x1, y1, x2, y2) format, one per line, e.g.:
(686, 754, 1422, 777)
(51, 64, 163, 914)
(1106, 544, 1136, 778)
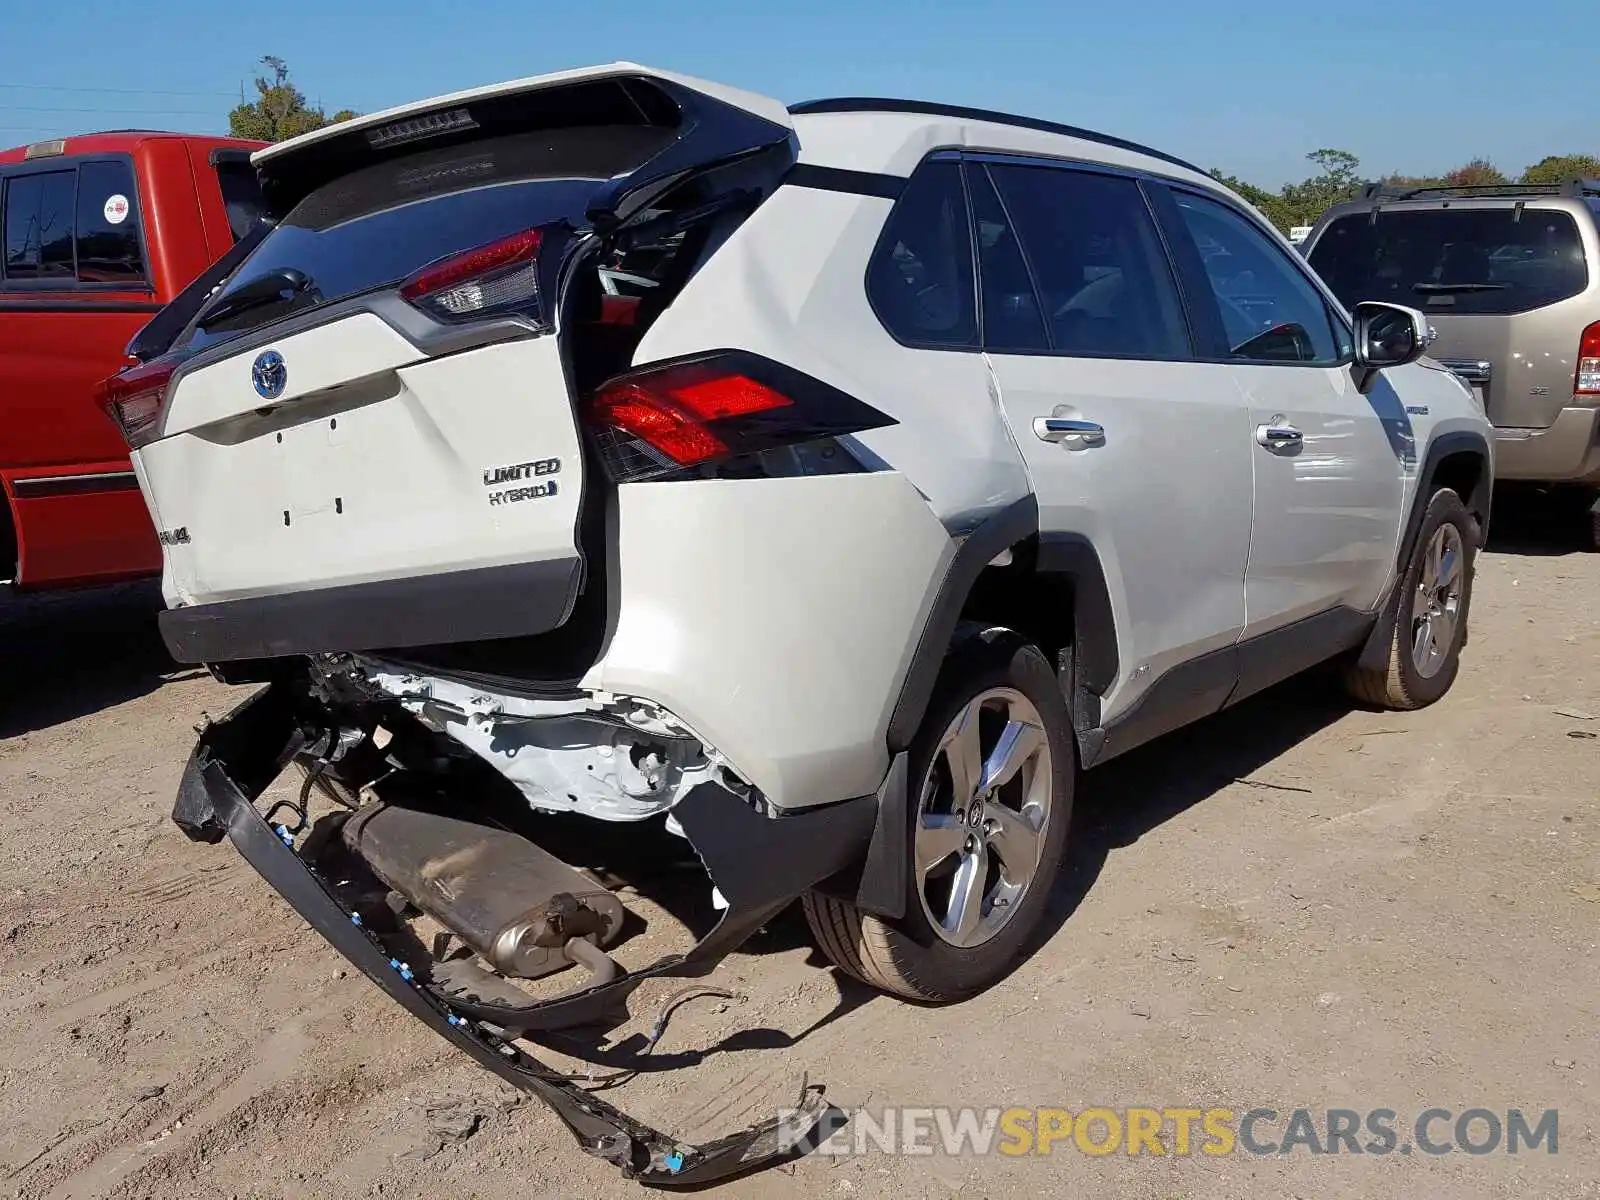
(4, 0, 1593, 186)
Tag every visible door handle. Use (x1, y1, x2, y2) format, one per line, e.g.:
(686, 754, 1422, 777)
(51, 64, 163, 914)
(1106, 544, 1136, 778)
(1255, 423, 1303, 450)
(1033, 417, 1105, 445)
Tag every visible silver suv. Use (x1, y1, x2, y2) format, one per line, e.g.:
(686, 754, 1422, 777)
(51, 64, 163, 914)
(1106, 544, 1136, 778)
(1305, 180, 1600, 545)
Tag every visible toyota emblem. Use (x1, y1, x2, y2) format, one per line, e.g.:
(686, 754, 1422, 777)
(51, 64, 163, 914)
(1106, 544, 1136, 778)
(252, 350, 287, 400)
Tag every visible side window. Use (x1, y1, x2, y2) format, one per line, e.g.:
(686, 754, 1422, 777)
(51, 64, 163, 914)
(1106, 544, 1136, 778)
(3, 170, 76, 283)
(214, 157, 267, 243)
(75, 160, 146, 285)
(967, 163, 1048, 353)
(866, 160, 977, 349)
(1172, 190, 1342, 365)
(986, 163, 1190, 359)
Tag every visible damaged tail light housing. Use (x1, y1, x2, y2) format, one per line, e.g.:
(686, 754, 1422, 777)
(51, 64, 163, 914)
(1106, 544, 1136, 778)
(1577, 321, 1600, 396)
(584, 351, 896, 482)
(399, 226, 547, 325)
(97, 359, 175, 449)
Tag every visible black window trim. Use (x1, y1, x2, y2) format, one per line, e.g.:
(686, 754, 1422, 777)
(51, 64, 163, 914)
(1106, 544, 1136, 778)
(0, 152, 154, 294)
(965, 159, 1049, 354)
(1154, 181, 1356, 370)
(864, 145, 1363, 369)
(961, 151, 1201, 363)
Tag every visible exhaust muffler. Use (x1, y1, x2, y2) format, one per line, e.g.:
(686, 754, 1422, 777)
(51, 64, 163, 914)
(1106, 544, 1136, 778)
(341, 801, 625, 981)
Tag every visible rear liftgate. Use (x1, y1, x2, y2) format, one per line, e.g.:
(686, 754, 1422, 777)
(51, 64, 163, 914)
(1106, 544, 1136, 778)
(174, 682, 874, 1186)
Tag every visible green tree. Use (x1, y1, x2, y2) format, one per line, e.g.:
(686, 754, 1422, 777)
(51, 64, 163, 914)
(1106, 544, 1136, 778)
(1208, 168, 1294, 230)
(1275, 148, 1364, 230)
(1443, 158, 1506, 187)
(1520, 153, 1600, 185)
(229, 56, 357, 142)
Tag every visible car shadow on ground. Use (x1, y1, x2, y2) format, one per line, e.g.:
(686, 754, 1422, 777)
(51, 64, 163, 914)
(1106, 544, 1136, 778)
(0, 580, 196, 739)
(1485, 486, 1594, 556)
(550, 671, 1354, 1075)
(1040, 671, 1350, 939)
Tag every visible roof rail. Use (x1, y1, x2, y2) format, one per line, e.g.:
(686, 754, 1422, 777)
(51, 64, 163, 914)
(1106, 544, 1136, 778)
(787, 97, 1206, 176)
(1361, 178, 1600, 202)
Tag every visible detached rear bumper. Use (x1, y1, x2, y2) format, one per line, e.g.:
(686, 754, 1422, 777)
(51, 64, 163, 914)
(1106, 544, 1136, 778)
(174, 682, 870, 1186)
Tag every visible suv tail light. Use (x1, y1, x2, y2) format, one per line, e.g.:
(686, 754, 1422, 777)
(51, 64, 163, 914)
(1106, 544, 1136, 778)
(1577, 321, 1600, 395)
(97, 360, 175, 449)
(584, 352, 896, 482)
(399, 227, 546, 325)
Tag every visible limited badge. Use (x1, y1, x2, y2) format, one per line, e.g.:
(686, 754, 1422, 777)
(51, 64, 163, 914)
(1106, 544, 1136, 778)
(103, 194, 130, 225)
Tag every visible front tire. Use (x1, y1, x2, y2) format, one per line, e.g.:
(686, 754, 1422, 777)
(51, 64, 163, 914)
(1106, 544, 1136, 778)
(803, 633, 1075, 1002)
(1343, 488, 1477, 710)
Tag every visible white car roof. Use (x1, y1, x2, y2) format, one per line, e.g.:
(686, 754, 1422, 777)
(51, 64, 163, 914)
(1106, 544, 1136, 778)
(791, 105, 1217, 192)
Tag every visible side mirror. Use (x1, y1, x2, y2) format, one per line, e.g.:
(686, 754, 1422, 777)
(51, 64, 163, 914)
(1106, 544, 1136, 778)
(1351, 301, 1434, 394)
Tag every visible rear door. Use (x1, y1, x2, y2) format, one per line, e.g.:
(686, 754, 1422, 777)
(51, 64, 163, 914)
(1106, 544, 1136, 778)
(135, 68, 795, 659)
(1164, 186, 1405, 634)
(971, 157, 1253, 728)
(1308, 203, 1597, 429)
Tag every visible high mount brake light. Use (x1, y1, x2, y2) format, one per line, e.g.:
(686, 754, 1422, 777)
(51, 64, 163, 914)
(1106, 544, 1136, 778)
(584, 353, 896, 482)
(97, 361, 175, 450)
(399, 227, 546, 325)
(1577, 321, 1600, 395)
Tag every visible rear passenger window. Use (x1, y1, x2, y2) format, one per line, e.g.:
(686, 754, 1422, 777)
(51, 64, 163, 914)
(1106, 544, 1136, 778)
(3, 170, 76, 283)
(75, 160, 145, 284)
(866, 160, 977, 349)
(1174, 190, 1341, 364)
(986, 163, 1190, 359)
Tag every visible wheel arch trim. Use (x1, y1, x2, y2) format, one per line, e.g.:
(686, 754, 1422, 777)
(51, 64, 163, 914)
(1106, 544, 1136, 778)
(1357, 429, 1491, 672)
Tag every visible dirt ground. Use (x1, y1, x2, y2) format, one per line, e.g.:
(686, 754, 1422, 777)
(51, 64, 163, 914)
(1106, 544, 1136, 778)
(2, 499, 1597, 1200)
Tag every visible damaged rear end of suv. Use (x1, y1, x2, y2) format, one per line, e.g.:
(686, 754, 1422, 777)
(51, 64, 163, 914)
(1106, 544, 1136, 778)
(108, 64, 930, 1185)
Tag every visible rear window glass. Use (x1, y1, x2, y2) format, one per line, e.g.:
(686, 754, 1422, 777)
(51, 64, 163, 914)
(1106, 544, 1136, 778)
(3, 170, 76, 282)
(214, 157, 267, 243)
(182, 126, 674, 350)
(1310, 207, 1589, 315)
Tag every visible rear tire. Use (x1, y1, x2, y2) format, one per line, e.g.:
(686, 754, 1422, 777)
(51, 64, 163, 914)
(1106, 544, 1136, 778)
(803, 633, 1074, 1002)
(1343, 488, 1477, 710)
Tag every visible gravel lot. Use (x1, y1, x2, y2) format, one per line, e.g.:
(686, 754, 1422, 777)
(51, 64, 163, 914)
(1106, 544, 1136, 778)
(2, 500, 1597, 1200)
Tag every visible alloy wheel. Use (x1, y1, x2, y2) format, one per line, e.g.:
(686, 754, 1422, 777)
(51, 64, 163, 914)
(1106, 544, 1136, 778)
(914, 687, 1053, 949)
(1411, 523, 1465, 679)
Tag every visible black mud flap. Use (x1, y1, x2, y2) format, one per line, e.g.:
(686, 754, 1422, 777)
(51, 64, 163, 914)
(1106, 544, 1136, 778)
(174, 682, 870, 1186)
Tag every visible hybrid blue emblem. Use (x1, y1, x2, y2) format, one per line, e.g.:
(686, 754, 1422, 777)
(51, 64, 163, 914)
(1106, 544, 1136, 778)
(252, 350, 287, 400)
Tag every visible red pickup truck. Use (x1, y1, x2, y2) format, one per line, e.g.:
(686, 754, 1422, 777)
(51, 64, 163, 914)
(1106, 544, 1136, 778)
(0, 130, 265, 589)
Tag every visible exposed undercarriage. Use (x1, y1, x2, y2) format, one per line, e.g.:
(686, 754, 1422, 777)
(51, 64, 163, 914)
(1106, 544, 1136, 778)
(173, 669, 875, 1184)
(351, 655, 746, 823)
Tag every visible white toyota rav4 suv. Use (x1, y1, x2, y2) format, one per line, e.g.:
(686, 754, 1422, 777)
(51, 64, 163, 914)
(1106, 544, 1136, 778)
(106, 64, 1491, 1184)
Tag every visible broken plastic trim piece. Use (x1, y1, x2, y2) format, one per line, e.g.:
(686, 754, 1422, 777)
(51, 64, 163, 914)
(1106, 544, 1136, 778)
(170, 681, 866, 1186)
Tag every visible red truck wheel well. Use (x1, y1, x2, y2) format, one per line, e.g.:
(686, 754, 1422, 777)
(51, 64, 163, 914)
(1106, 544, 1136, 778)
(1, 497, 17, 584)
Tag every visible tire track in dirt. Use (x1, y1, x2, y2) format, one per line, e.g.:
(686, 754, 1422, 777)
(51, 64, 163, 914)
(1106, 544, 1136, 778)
(40, 1018, 310, 1200)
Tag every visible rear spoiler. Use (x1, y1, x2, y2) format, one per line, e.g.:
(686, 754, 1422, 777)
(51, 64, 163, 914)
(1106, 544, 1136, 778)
(250, 63, 797, 231)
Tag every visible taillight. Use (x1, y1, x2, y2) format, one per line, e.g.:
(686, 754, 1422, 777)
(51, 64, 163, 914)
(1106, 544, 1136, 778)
(399, 227, 545, 324)
(97, 360, 175, 449)
(584, 352, 896, 482)
(1577, 321, 1600, 395)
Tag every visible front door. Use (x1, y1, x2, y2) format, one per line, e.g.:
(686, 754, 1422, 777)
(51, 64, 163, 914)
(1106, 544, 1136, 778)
(1161, 187, 1406, 637)
(968, 157, 1253, 725)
